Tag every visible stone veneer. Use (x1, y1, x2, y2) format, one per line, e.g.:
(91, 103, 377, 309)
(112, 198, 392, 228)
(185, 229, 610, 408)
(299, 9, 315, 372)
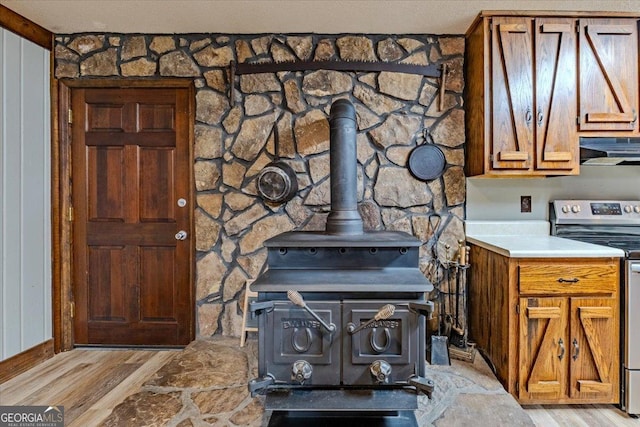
(54, 33, 466, 338)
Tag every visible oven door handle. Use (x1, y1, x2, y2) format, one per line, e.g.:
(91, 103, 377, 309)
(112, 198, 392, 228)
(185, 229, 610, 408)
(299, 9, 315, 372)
(631, 264, 640, 273)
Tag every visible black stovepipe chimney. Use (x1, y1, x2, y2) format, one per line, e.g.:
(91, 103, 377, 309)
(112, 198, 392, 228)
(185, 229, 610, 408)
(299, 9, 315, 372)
(325, 99, 364, 235)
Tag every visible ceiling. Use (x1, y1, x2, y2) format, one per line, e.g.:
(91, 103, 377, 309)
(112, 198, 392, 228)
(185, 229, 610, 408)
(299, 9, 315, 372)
(2, 0, 640, 35)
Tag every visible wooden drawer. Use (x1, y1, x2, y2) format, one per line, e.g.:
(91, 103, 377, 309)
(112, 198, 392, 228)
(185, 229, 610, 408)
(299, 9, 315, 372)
(518, 259, 618, 295)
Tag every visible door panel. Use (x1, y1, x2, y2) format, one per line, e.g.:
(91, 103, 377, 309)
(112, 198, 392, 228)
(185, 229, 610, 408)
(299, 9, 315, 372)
(519, 297, 568, 401)
(140, 246, 177, 322)
(579, 19, 639, 131)
(72, 86, 193, 346)
(87, 146, 126, 221)
(491, 17, 534, 170)
(87, 246, 127, 321)
(535, 18, 578, 171)
(140, 147, 175, 221)
(569, 297, 618, 401)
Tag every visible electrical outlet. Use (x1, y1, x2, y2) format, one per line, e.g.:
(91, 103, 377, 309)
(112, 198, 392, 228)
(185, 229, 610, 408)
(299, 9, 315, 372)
(521, 196, 532, 213)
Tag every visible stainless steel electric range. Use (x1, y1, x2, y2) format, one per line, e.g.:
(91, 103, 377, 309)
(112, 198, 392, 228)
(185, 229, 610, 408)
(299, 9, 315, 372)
(550, 199, 640, 415)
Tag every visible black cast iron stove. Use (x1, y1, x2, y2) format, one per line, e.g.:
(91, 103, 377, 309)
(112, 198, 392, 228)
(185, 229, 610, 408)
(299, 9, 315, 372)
(249, 99, 435, 426)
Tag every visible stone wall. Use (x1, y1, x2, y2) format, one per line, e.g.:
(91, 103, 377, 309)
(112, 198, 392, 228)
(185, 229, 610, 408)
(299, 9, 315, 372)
(54, 33, 466, 338)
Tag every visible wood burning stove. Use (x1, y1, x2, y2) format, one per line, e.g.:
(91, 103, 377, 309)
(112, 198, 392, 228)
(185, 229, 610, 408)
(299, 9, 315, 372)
(248, 100, 435, 426)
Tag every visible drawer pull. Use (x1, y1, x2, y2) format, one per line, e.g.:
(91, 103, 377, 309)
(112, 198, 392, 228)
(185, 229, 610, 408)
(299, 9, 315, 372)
(557, 277, 580, 284)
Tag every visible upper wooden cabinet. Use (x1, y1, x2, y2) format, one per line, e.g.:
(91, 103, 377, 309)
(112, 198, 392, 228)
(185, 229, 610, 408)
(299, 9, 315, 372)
(466, 15, 580, 176)
(465, 12, 640, 177)
(578, 18, 639, 133)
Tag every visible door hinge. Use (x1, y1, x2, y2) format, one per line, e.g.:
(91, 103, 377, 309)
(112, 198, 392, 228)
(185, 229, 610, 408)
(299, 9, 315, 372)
(576, 116, 580, 125)
(516, 304, 520, 314)
(68, 109, 73, 124)
(68, 206, 74, 222)
(70, 301, 75, 318)
(516, 381, 519, 392)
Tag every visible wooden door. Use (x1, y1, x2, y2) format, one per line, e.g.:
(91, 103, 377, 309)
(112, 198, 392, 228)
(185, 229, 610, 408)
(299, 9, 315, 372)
(569, 297, 619, 402)
(491, 17, 534, 171)
(71, 86, 194, 346)
(535, 18, 579, 173)
(519, 297, 568, 401)
(579, 18, 639, 132)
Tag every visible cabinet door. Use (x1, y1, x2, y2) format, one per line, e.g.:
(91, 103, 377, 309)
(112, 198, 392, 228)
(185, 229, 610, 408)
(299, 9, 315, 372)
(535, 18, 579, 172)
(491, 17, 534, 171)
(519, 297, 568, 401)
(579, 18, 638, 131)
(569, 297, 619, 402)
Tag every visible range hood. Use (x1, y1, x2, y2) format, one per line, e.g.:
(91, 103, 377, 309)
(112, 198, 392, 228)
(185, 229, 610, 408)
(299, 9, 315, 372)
(580, 137, 640, 165)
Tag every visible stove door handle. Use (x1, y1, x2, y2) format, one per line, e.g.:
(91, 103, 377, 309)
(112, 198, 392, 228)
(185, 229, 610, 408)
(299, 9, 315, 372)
(287, 290, 336, 334)
(347, 304, 396, 335)
(557, 277, 580, 284)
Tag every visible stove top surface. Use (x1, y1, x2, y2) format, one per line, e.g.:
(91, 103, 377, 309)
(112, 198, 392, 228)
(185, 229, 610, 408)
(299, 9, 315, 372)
(585, 240, 640, 258)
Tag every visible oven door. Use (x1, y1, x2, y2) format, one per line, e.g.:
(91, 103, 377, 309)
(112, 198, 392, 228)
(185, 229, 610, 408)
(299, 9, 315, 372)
(625, 261, 640, 414)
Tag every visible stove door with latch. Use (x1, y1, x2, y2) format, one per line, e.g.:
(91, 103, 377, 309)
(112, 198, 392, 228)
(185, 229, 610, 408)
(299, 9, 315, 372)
(342, 301, 418, 385)
(264, 301, 341, 385)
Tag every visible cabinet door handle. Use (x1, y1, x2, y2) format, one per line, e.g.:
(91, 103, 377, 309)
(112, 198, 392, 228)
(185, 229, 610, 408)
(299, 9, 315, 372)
(537, 107, 543, 127)
(558, 338, 565, 360)
(572, 338, 579, 361)
(525, 108, 532, 124)
(557, 277, 580, 284)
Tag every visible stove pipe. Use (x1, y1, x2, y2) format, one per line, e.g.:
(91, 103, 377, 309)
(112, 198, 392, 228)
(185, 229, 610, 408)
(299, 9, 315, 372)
(325, 99, 364, 235)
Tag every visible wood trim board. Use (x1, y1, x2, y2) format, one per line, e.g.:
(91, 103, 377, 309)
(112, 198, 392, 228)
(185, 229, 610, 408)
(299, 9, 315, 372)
(0, 4, 52, 50)
(0, 339, 54, 384)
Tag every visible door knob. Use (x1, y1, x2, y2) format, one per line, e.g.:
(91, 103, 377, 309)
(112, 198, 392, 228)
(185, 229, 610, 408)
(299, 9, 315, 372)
(175, 230, 188, 240)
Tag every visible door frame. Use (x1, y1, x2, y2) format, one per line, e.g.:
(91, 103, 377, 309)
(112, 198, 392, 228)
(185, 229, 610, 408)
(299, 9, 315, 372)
(53, 78, 195, 351)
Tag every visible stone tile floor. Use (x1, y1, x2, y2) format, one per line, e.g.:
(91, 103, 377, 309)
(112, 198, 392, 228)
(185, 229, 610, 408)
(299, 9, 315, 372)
(101, 336, 534, 426)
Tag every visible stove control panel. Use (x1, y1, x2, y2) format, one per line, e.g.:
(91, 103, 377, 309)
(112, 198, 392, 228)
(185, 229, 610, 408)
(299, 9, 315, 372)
(552, 200, 640, 224)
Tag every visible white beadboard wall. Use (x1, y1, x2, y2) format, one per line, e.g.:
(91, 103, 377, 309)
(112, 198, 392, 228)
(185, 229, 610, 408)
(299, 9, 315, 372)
(466, 165, 640, 221)
(0, 28, 51, 361)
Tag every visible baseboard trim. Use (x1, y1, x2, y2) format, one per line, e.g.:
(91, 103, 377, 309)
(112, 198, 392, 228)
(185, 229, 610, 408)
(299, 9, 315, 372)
(0, 339, 55, 384)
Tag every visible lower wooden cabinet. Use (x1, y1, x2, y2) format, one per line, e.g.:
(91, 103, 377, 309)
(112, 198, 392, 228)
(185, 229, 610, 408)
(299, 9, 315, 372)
(468, 244, 620, 404)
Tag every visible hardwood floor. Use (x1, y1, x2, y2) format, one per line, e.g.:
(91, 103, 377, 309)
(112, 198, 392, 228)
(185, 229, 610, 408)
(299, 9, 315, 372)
(524, 404, 640, 427)
(0, 348, 177, 427)
(0, 347, 639, 426)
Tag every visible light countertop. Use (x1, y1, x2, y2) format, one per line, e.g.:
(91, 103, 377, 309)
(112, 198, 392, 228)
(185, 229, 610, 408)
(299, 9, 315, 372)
(465, 220, 625, 258)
